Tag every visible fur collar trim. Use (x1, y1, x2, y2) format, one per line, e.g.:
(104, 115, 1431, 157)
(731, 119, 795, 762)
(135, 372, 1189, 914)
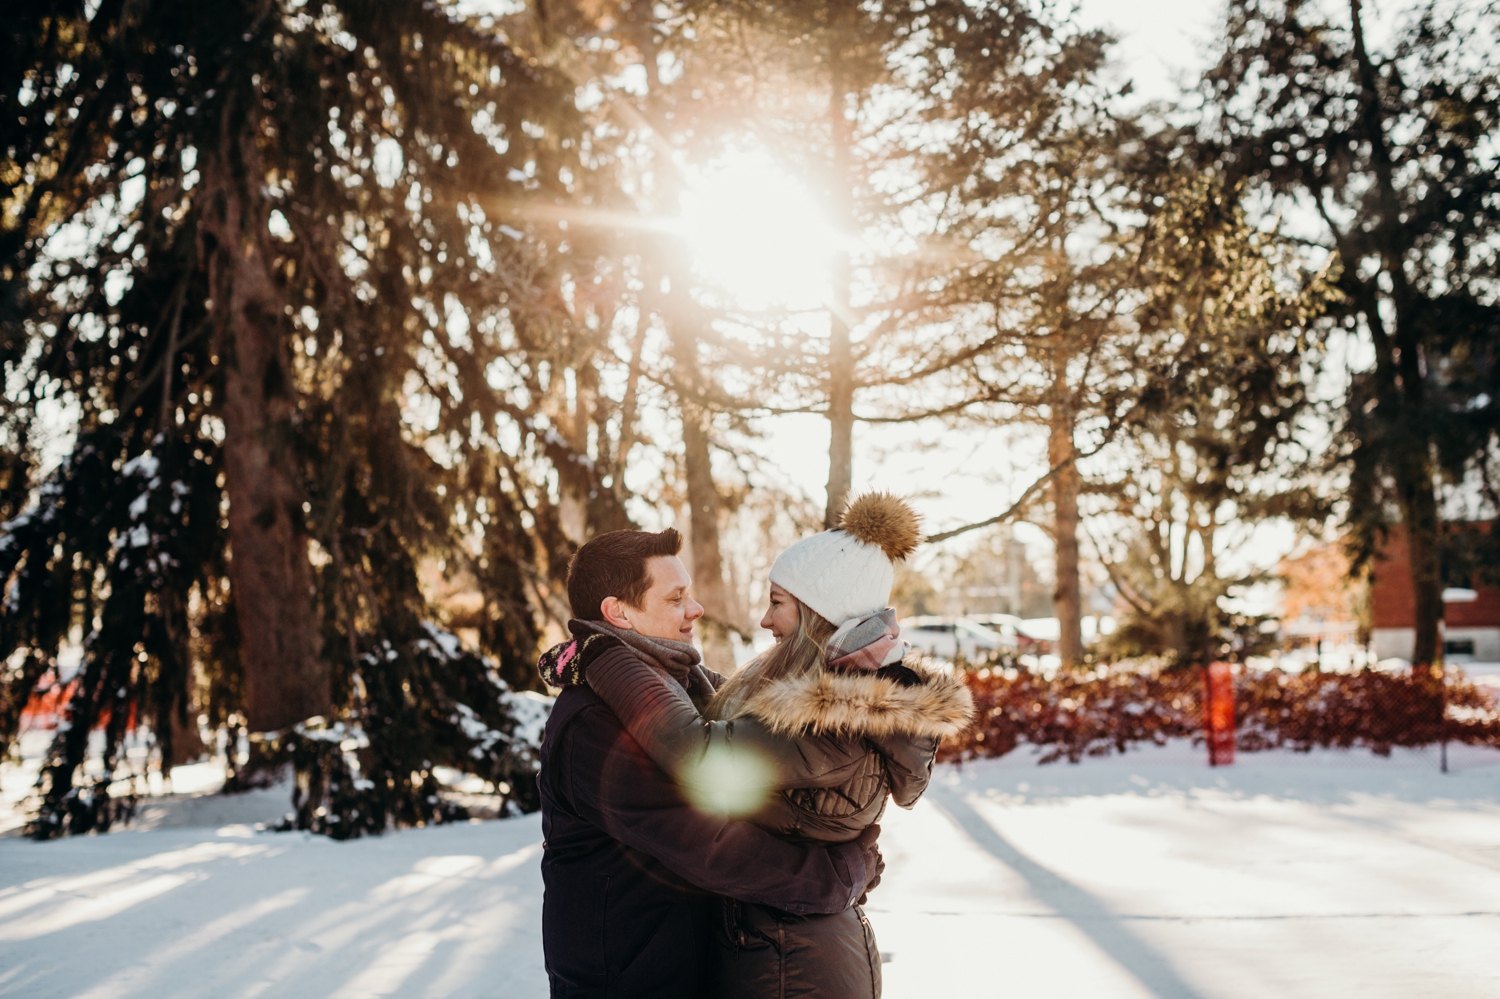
(741, 660, 973, 739)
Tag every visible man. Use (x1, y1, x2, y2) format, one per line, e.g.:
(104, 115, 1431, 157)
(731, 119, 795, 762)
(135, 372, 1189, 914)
(538, 528, 880, 998)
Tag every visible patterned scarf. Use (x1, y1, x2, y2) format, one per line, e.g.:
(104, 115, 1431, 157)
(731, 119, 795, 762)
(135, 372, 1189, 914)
(825, 608, 908, 673)
(537, 626, 619, 688)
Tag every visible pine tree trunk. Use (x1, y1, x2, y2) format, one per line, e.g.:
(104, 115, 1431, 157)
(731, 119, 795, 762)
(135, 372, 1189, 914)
(823, 56, 856, 530)
(682, 405, 735, 673)
(1162, 611, 1188, 664)
(1349, 0, 1444, 667)
(658, 258, 735, 671)
(825, 326, 855, 529)
(1048, 386, 1084, 666)
(202, 116, 330, 733)
(1399, 457, 1443, 667)
(1386, 269, 1443, 669)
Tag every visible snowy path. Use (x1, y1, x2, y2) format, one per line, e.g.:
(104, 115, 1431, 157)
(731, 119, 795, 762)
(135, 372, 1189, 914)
(2, 744, 1498, 998)
(0, 815, 551, 999)
(875, 745, 1500, 999)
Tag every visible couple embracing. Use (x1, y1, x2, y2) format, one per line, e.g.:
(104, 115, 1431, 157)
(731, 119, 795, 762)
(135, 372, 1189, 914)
(537, 493, 973, 998)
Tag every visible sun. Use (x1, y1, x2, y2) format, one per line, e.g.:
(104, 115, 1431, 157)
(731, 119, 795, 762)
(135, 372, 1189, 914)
(677, 152, 844, 310)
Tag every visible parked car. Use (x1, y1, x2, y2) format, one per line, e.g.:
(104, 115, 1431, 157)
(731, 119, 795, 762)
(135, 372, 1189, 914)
(966, 614, 1118, 653)
(967, 613, 1050, 653)
(900, 615, 1015, 661)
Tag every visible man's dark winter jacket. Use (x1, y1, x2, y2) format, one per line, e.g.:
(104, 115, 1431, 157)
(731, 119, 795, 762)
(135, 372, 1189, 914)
(539, 646, 869, 999)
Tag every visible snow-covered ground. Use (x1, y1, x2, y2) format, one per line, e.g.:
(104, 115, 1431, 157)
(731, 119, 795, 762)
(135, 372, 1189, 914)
(3, 742, 1499, 998)
(880, 743, 1500, 999)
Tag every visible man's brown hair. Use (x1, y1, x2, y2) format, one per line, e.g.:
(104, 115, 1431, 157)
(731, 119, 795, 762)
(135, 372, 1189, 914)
(566, 528, 683, 621)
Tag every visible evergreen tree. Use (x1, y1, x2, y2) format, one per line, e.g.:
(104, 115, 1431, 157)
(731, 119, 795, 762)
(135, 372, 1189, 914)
(2, 0, 603, 836)
(1094, 160, 1330, 662)
(1203, 0, 1500, 666)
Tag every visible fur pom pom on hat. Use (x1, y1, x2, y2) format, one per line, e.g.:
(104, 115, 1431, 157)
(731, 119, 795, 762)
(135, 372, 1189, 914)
(769, 492, 922, 627)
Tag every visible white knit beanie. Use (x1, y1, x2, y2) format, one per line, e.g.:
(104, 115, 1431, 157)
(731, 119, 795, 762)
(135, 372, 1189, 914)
(768, 493, 922, 627)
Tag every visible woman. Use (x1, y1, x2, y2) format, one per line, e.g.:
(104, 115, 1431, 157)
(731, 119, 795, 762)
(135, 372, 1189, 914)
(549, 493, 972, 998)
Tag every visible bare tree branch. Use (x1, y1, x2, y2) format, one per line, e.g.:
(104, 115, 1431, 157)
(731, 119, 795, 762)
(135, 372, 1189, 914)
(924, 463, 1062, 543)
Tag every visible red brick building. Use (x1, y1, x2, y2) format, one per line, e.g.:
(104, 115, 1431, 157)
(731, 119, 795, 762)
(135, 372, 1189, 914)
(1370, 524, 1500, 662)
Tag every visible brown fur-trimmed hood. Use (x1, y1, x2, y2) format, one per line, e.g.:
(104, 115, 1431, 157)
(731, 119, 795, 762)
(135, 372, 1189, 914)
(741, 660, 973, 739)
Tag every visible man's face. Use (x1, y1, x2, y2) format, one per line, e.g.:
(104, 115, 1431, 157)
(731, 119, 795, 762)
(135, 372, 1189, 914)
(759, 582, 799, 642)
(615, 555, 704, 642)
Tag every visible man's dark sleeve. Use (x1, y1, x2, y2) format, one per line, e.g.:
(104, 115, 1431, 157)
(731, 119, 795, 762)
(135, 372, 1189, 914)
(558, 703, 865, 916)
(589, 648, 864, 794)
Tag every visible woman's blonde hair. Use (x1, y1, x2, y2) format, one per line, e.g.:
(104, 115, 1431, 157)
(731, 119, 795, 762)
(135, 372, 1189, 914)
(705, 596, 836, 721)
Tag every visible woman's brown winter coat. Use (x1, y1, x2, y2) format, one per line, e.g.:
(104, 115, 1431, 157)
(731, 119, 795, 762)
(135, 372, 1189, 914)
(586, 653, 973, 999)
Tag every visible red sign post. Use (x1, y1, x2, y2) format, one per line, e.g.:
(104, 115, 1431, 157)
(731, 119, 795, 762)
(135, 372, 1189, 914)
(1203, 661, 1235, 766)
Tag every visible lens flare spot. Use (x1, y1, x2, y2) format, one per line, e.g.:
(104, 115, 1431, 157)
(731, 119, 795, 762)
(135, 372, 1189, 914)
(682, 744, 775, 817)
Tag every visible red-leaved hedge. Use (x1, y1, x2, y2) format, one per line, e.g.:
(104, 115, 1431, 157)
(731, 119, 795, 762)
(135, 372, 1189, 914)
(937, 662, 1500, 764)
